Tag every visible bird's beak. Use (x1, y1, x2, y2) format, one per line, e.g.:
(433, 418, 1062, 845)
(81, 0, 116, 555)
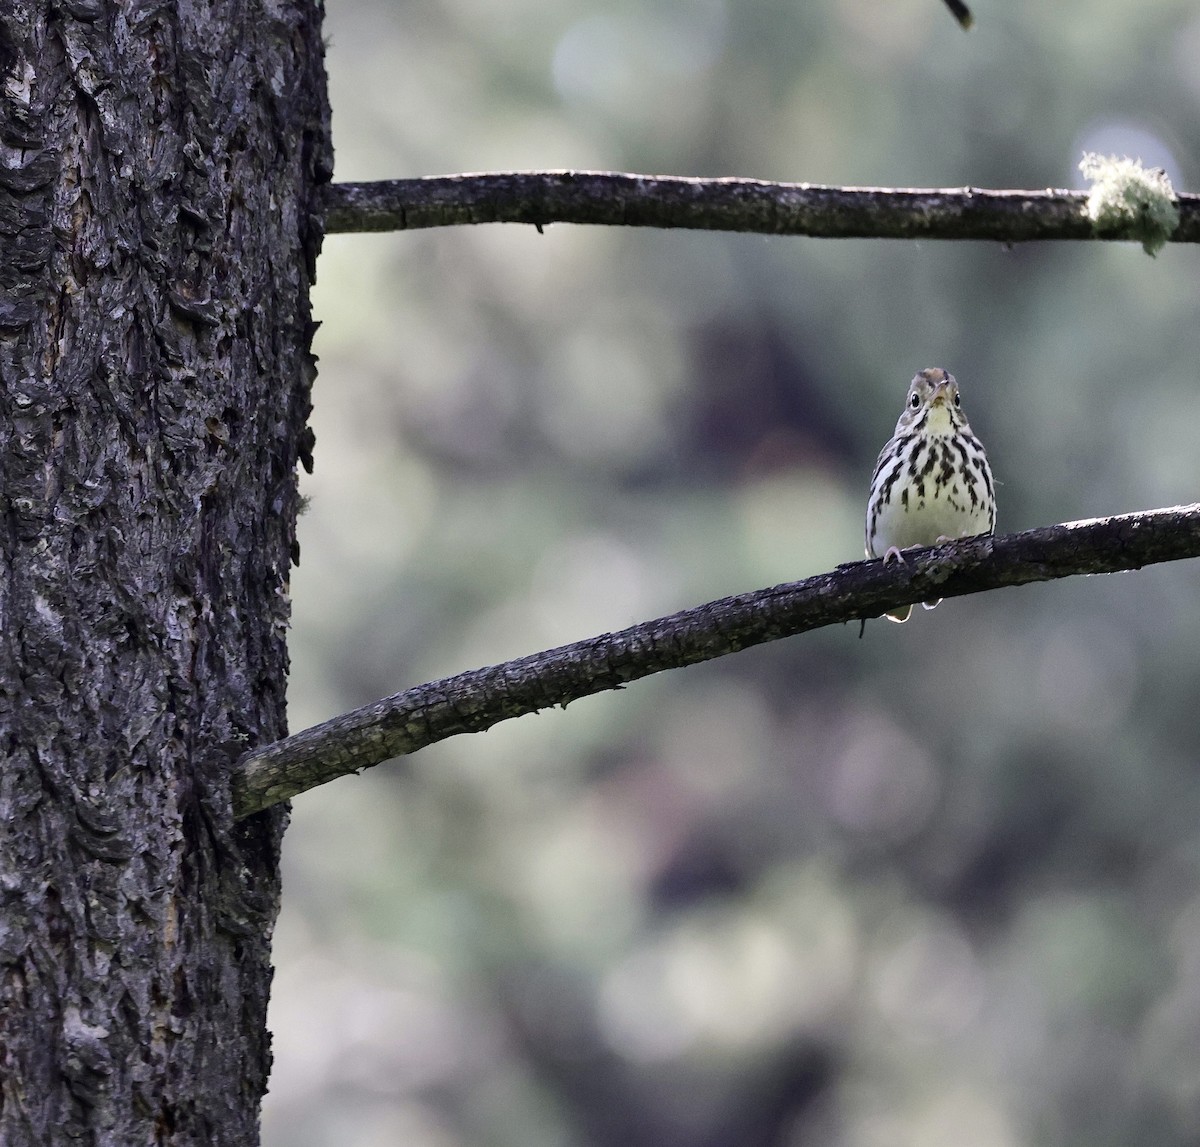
(929, 381, 951, 406)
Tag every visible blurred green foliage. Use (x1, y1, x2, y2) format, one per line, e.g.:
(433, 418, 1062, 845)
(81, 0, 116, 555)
(263, 1, 1200, 1144)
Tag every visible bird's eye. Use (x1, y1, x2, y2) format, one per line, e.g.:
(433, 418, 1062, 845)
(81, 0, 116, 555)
(909, 392, 920, 409)
(953, 392, 961, 408)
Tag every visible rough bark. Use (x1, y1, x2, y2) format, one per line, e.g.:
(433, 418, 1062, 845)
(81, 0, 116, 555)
(233, 503, 1200, 816)
(0, 2, 330, 1143)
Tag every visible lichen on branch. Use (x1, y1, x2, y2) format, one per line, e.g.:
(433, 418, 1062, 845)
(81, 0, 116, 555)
(1079, 153, 1180, 255)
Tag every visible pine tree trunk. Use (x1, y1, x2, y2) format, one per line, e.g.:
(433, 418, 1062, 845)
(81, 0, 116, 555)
(0, 2, 330, 1141)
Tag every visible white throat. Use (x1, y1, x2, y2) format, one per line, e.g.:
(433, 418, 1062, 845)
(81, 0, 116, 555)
(924, 403, 955, 436)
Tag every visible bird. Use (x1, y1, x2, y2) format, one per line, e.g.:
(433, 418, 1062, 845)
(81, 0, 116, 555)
(865, 368, 995, 622)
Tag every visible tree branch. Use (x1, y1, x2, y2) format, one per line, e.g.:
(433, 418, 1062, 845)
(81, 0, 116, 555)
(322, 172, 1200, 243)
(233, 504, 1200, 817)
(941, 0, 973, 29)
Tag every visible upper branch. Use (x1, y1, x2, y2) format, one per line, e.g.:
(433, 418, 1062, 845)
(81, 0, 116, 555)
(233, 503, 1200, 817)
(322, 172, 1200, 243)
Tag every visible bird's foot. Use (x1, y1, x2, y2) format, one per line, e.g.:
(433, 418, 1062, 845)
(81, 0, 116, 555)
(880, 547, 911, 620)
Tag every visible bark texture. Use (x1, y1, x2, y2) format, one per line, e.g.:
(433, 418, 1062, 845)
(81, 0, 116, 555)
(0, 2, 330, 1142)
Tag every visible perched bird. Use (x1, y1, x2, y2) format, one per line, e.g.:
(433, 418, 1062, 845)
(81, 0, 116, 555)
(865, 368, 995, 622)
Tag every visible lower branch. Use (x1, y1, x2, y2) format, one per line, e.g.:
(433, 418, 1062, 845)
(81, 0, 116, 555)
(322, 172, 1200, 244)
(232, 503, 1200, 817)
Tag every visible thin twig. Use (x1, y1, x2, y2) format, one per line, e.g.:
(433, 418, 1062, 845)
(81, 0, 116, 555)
(233, 504, 1200, 818)
(942, 0, 973, 30)
(321, 173, 1200, 243)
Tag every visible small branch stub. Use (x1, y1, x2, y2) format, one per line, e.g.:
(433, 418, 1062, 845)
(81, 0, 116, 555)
(942, 0, 974, 30)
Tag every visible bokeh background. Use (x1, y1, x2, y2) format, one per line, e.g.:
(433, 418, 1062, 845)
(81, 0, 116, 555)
(262, 1, 1200, 1144)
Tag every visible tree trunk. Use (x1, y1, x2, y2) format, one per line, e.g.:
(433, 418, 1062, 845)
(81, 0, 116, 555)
(0, 2, 330, 1142)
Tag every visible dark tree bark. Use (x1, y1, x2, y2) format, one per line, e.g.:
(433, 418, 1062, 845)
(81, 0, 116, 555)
(0, 2, 330, 1142)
